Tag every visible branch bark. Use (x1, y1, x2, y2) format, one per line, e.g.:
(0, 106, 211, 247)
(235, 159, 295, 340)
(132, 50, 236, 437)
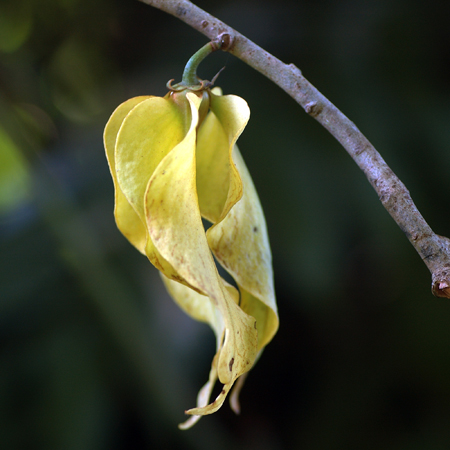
(139, 0, 450, 298)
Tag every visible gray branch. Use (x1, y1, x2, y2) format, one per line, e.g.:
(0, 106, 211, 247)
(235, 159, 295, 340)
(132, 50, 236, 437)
(140, 0, 450, 298)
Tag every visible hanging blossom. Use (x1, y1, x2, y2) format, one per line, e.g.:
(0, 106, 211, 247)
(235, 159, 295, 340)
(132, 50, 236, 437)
(103, 38, 278, 429)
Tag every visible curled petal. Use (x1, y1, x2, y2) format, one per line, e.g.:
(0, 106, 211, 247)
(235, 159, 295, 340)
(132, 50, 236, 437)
(114, 96, 192, 282)
(185, 382, 233, 417)
(161, 273, 242, 429)
(160, 273, 223, 338)
(104, 96, 151, 252)
(229, 369, 249, 414)
(198, 89, 278, 352)
(208, 146, 278, 351)
(161, 272, 240, 340)
(178, 353, 219, 430)
(116, 97, 184, 221)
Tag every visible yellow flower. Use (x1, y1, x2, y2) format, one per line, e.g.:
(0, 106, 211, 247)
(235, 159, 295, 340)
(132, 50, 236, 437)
(103, 43, 278, 429)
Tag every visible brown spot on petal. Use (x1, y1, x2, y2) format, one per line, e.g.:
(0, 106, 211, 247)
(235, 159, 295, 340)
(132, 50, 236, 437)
(229, 357, 235, 371)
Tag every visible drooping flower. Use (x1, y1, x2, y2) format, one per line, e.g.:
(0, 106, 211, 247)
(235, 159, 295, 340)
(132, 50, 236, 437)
(103, 40, 278, 429)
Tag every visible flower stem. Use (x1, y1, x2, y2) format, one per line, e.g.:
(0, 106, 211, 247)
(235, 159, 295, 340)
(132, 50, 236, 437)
(181, 40, 221, 86)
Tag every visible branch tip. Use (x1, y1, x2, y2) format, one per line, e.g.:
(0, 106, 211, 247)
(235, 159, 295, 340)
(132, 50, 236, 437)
(432, 283, 450, 299)
(431, 271, 450, 298)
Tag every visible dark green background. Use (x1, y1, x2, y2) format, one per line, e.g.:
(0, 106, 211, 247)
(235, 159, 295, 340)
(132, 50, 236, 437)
(1, 0, 450, 448)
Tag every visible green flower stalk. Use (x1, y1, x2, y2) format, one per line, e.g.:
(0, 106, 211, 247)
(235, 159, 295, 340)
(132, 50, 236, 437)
(103, 41, 278, 429)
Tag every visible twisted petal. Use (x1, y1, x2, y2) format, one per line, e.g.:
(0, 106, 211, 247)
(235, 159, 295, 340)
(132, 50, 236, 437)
(196, 90, 278, 411)
(145, 92, 258, 419)
(161, 271, 245, 428)
(161, 274, 238, 429)
(208, 146, 278, 352)
(178, 352, 219, 430)
(197, 90, 278, 352)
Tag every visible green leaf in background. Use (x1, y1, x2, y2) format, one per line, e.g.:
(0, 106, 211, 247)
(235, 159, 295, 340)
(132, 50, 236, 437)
(0, 126, 31, 213)
(0, 1, 32, 53)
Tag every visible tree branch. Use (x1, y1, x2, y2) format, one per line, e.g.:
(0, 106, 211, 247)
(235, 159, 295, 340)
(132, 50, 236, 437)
(139, 0, 450, 298)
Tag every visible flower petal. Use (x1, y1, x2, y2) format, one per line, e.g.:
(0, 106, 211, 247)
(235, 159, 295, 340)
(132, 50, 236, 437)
(115, 96, 192, 281)
(161, 273, 242, 429)
(178, 353, 219, 430)
(206, 92, 250, 222)
(161, 272, 240, 338)
(208, 146, 278, 351)
(202, 91, 278, 351)
(104, 96, 150, 252)
(195, 107, 230, 223)
(115, 96, 184, 221)
(160, 272, 222, 337)
(185, 381, 233, 417)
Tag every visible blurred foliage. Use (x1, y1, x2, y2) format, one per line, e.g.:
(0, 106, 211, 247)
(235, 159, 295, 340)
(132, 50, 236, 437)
(1, 0, 450, 449)
(0, 125, 31, 213)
